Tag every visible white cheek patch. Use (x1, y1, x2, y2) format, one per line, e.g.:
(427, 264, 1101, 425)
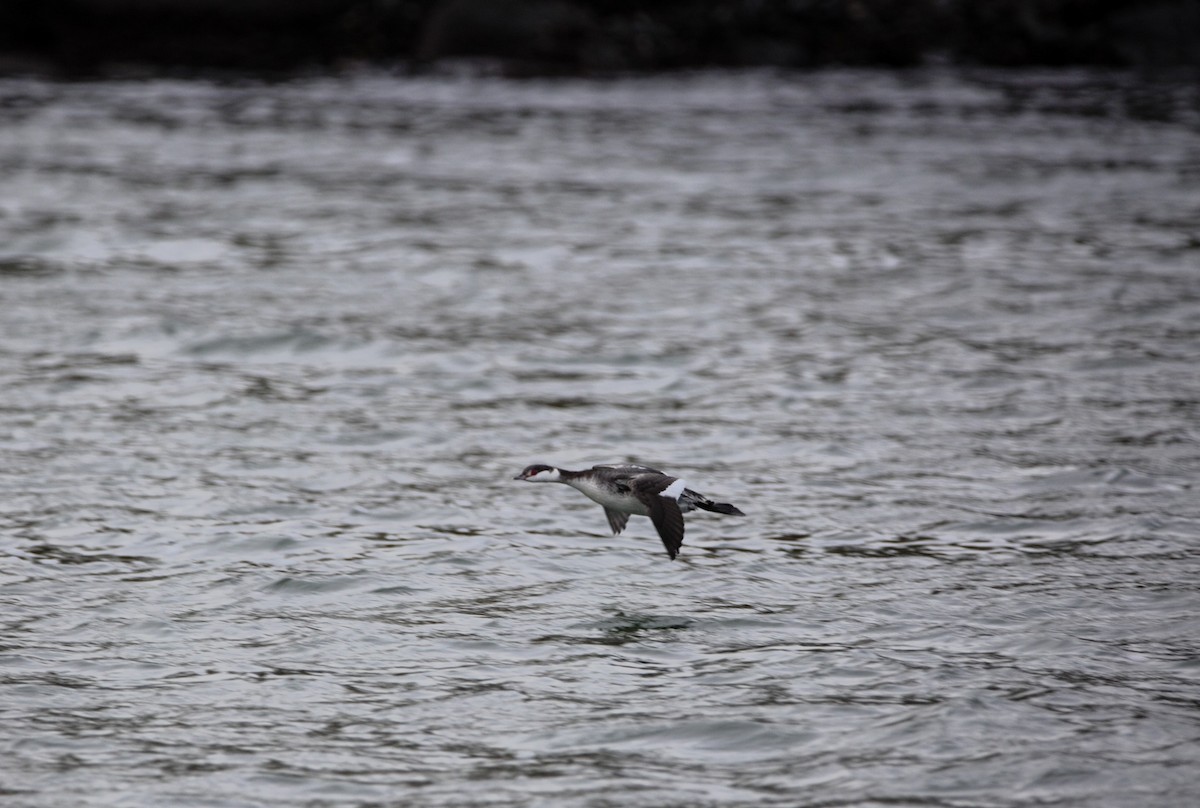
(660, 478, 686, 500)
(533, 469, 561, 482)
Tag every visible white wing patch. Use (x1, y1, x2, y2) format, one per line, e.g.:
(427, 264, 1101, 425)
(660, 478, 686, 500)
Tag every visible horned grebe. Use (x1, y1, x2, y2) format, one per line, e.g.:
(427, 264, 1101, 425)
(513, 463, 744, 559)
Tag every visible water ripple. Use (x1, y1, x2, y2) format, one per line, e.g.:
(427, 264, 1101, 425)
(1, 69, 1199, 808)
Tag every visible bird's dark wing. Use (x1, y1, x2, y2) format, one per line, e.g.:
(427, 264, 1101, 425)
(594, 463, 665, 476)
(628, 470, 686, 557)
(646, 495, 685, 560)
(629, 472, 679, 495)
(604, 507, 630, 535)
(629, 473, 686, 559)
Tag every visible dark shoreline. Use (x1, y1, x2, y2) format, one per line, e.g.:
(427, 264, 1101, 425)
(3, 0, 1198, 78)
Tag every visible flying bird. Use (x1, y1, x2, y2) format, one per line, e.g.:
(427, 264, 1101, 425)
(514, 463, 744, 559)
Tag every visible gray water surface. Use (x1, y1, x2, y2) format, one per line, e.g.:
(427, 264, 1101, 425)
(2, 70, 1199, 807)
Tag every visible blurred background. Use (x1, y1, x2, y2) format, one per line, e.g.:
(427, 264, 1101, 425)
(2, 0, 1200, 75)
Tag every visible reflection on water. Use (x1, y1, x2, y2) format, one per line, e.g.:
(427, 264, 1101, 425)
(1, 69, 1198, 807)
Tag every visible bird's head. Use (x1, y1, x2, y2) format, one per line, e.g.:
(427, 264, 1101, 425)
(514, 464, 561, 482)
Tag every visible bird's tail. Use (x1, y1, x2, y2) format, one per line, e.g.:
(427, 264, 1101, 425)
(695, 498, 745, 516)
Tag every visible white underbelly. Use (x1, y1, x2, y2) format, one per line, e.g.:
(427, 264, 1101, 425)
(568, 478, 649, 515)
